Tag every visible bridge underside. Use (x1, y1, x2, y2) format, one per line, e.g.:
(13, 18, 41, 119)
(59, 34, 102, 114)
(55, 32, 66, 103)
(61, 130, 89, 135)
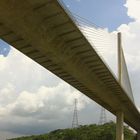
(0, 0, 140, 131)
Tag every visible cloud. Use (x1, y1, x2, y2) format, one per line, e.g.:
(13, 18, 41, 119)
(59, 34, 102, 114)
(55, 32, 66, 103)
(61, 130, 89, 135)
(0, 81, 95, 135)
(125, 0, 140, 21)
(118, 21, 140, 71)
(8, 82, 89, 118)
(0, 56, 7, 71)
(117, 0, 140, 105)
(0, 47, 61, 93)
(0, 47, 100, 137)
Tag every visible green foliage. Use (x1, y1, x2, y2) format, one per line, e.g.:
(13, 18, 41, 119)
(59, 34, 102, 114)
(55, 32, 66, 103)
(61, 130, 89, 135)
(8, 122, 135, 140)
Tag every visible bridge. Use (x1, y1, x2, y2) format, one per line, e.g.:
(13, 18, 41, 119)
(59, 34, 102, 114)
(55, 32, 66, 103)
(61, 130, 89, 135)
(0, 0, 140, 139)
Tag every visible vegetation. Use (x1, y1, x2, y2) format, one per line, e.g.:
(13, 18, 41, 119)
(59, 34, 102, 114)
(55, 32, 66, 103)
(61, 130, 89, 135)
(9, 122, 136, 140)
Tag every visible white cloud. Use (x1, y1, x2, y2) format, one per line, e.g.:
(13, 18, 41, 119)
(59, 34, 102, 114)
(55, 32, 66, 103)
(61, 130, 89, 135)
(0, 80, 96, 137)
(0, 83, 17, 106)
(0, 81, 90, 119)
(118, 21, 140, 71)
(0, 56, 7, 71)
(117, 0, 140, 105)
(8, 82, 89, 118)
(125, 0, 140, 21)
(0, 47, 61, 93)
(0, 48, 99, 138)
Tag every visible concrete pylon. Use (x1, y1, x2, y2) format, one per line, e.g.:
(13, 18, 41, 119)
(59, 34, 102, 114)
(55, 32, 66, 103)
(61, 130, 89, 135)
(117, 32, 124, 140)
(137, 131, 140, 140)
(116, 111, 124, 140)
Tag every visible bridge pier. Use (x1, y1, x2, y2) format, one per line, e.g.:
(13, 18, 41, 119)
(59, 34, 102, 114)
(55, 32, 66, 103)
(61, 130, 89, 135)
(116, 111, 124, 140)
(137, 131, 140, 140)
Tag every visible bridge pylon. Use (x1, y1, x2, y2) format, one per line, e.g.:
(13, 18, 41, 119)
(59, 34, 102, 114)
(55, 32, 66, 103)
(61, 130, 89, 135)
(137, 131, 140, 140)
(116, 111, 124, 140)
(116, 32, 124, 140)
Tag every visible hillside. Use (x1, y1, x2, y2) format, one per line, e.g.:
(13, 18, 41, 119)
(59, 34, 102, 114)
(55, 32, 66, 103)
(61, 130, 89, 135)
(9, 122, 136, 140)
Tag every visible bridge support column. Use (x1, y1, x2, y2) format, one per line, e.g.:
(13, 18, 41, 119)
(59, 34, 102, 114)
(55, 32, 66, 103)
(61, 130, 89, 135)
(137, 131, 140, 140)
(116, 111, 124, 140)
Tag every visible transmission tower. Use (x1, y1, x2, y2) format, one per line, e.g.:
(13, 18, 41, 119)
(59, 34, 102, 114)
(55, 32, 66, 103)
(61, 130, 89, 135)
(72, 99, 79, 128)
(98, 107, 107, 125)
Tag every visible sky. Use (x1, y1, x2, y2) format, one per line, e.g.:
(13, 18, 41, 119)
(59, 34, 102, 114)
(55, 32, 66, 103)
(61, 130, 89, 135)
(0, 0, 140, 139)
(62, 0, 133, 31)
(0, 40, 11, 57)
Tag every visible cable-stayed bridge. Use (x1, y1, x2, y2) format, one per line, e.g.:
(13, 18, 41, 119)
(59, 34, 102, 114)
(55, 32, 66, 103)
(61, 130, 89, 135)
(0, 0, 139, 139)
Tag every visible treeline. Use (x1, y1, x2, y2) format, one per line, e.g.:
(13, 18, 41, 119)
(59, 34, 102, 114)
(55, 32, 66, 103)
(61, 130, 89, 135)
(9, 122, 136, 140)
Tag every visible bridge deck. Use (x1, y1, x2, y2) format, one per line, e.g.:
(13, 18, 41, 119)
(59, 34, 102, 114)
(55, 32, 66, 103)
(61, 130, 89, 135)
(0, 0, 140, 130)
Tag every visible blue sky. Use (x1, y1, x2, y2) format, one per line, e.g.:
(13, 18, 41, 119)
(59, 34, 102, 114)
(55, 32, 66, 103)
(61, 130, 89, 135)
(62, 0, 133, 31)
(0, 39, 11, 57)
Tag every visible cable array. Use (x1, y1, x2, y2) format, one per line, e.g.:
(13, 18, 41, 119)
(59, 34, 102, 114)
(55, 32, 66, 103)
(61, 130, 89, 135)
(58, 0, 118, 73)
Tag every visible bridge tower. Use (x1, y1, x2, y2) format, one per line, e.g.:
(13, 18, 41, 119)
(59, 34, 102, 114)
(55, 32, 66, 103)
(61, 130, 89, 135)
(72, 99, 79, 128)
(116, 32, 124, 140)
(137, 131, 140, 140)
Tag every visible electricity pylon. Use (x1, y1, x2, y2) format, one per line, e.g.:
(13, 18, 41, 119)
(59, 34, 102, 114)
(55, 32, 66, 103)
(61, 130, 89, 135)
(72, 99, 79, 128)
(99, 107, 107, 125)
